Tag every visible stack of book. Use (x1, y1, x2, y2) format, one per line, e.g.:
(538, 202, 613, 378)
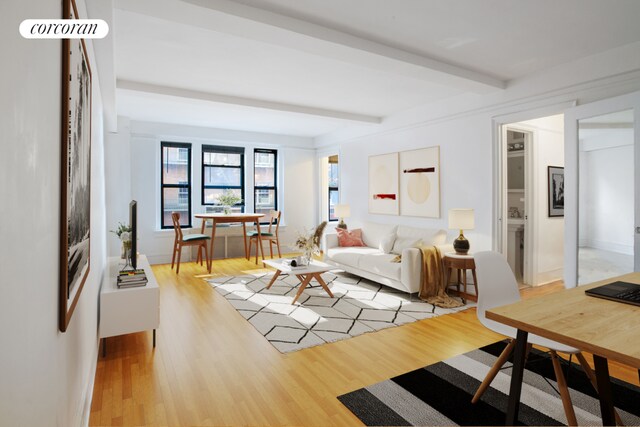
(117, 269, 148, 288)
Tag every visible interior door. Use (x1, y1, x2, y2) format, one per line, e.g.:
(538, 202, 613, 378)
(564, 90, 640, 287)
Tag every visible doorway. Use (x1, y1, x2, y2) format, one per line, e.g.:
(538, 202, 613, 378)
(564, 90, 640, 288)
(499, 114, 565, 287)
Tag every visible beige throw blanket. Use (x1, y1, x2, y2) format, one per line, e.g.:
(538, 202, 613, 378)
(419, 246, 464, 308)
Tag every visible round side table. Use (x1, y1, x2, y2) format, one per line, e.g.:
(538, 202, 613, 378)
(443, 252, 478, 304)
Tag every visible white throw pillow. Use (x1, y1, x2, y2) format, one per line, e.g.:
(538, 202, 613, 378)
(361, 222, 398, 250)
(380, 232, 396, 254)
(391, 238, 422, 255)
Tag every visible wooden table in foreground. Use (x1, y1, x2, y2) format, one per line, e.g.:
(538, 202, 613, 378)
(195, 213, 265, 272)
(263, 258, 334, 305)
(486, 272, 640, 426)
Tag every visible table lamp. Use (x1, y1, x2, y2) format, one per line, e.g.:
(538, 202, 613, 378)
(448, 208, 474, 254)
(334, 204, 350, 229)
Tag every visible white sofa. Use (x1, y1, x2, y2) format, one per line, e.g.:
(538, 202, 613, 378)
(324, 222, 453, 294)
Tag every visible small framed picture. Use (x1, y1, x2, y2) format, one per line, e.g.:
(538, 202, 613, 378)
(547, 166, 564, 217)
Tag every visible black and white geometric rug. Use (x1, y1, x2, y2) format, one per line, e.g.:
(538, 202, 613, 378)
(338, 341, 640, 426)
(208, 271, 470, 353)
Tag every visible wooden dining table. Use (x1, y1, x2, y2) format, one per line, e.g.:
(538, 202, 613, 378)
(486, 272, 640, 426)
(194, 213, 265, 272)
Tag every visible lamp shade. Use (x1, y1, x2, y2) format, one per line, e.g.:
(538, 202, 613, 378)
(448, 209, 474, 230)
(334, 204, 351, 218)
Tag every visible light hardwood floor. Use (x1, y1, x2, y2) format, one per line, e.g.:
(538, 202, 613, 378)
(90, 256, 639, 426)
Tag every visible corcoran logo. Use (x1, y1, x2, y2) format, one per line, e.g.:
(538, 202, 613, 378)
(20, 19, 109, 39)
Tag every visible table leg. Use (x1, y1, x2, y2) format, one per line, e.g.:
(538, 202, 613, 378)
(292, 274, 314, 305)
(471, 268, 479, 300)
(255, 219, 265, 264)
(462, 268, 468, 304)
(208, 220, 217, 273)
(266, 269, 281, 289)
(242, 221, 249, 260)
(505, 329, 528, 426)
(153, 329, 156, 347)
(593, 355, 616, 426)
(314, 274, 334, 298)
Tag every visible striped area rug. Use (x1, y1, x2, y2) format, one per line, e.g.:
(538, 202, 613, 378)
(338, 341, 640, 426)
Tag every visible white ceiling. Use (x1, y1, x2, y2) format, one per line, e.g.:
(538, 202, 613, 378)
(113, 0, 640, 139)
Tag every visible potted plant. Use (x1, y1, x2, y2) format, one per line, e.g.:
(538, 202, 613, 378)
(111, 222, 132, 259)
(216, 190, 243, 214)
(294, 221, 327, 265)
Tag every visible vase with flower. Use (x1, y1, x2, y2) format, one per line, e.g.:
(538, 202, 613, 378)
(216, 189, 242, 215)
(111, 222, 132, 260)
(294, 221, 327, 265)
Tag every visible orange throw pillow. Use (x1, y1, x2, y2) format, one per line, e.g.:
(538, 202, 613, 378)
(336, 228, 365, 247)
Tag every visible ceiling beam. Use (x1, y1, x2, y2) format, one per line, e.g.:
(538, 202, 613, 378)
(116, 80, 382, 124)
(115, 0, 506, 92)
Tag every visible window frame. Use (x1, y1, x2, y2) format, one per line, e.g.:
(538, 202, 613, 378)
(328, 158, 339, 222)
(253, 148, 278, 219)
(201, 145, 246, 211)
(160, 141, 192, 230)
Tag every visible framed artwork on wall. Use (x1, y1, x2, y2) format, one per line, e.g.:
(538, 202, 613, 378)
(399, 146, 440, 217)
(368, 152, 399, 215)
(60, 0, 92, 332)
(547, 166, 564, 217)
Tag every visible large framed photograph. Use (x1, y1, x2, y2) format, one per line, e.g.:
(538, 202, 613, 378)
(368, 152, 399, 215)
(399, 146, 440, 218)
(547, 166, 564, 217)
(60, 0, 92, 332)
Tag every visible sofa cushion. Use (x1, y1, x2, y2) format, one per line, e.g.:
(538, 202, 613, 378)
(396, 225, 446, 246)
(361, 222, 397, 253)
(335, 228, 365, 247)
(391, 237, 421, 255)
(326, 246, 381, 268)
(357, 253, 402, 281)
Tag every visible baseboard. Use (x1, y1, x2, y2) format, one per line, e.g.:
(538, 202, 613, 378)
(584, 239, 633, 255)
(532, 268, 563, 287)
(81, 338, 100, 427)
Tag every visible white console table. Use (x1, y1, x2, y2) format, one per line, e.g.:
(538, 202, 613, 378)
(99, 254, 160, 357)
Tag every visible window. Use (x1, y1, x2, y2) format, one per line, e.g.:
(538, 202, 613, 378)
(202, 145, 245, 212)
(161, 142, 192, 229)
(328, 155, 339, 221)
(254, 149, 277, 216)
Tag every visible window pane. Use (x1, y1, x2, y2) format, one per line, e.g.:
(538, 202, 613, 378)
(163, 146, 189, 184)
(255, 152, 275, 186)
(328, 163, 339, 188)
(203, 152, 241, 166)
(329, 189, 339, 221)
(163, 187, 189, 227)
(204, 188, 243, 206)
(204, 166, 242, 186)
(255, 189, 276, 215)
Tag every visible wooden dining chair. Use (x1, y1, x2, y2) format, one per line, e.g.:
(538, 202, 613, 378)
(171, 212, 210, 274)
(247, 210, 281, 264)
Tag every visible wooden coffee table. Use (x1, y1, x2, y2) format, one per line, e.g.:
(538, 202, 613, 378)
(263, 258, 334, 304)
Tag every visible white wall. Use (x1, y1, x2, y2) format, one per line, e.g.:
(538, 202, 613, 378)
(320, 41, 640, 281)
(339, 115, 493, 250)
(579, 129, 634, 254)
(105, 117, 132, 256)
(0, 0, 106, 425)
(517, 115, 565, 285)
(117, 121, 317, 264)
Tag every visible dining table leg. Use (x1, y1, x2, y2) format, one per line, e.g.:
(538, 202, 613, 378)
(593, 355, 616, 426)
(505, 329, 528, 426)
(255, 219, 265, 263)
(208, 220, 217, 273)
(242, 221, 249, 260)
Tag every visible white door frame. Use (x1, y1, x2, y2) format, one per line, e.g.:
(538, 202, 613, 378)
(491, 102, 575, 267)
(564, 90, 640, 288)
(502, 125, 535, 284)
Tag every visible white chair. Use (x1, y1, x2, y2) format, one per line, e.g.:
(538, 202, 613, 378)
(472, 251, 620, 426)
